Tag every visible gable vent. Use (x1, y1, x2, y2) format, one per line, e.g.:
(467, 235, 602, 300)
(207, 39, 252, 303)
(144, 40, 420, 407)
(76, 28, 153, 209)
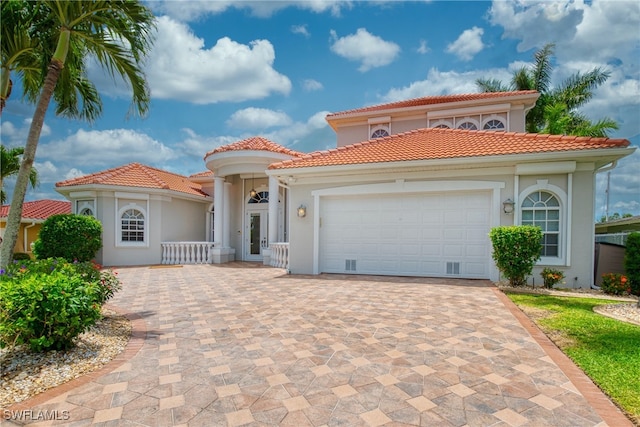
(446, 262, 460, 275)
(345, 259, 357, 271)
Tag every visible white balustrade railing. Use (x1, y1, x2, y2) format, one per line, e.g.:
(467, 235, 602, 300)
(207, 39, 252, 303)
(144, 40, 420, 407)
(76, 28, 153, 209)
(269, 242, 289, 269)
(161, 242, 215, 265)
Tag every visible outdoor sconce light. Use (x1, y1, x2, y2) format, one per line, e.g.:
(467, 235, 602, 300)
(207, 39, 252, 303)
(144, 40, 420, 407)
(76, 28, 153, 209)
(249, 173, 257, 198)
(503, 198, 515, 214)
(297, 205, 307, 218)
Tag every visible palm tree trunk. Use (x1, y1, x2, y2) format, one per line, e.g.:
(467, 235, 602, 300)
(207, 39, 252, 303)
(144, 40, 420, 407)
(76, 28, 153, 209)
(0, 59, 63, 267)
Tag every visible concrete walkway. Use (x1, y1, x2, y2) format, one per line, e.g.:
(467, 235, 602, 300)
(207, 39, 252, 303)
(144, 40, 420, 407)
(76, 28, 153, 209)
(4, 264, 632, 426)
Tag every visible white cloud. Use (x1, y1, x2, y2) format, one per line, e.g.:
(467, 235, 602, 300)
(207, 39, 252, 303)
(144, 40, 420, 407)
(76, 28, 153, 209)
(446, 27, 485, 61)
(302, 79, 323, 91)
(145, 16, 291, 104)
(417, 40, 430, 54)
(177, 129, 238, 159)
(330, 28, 400, 72)
(153, 0, 352, 21)
(226, 108, 293, 130)
(0, 119, 51, 147)
(489, 1, 583, 53)
(291, 24, 310, 37)
(265, 111, 332, 149)
(38, 129, 176, 170)
(380, 67, 513, 102)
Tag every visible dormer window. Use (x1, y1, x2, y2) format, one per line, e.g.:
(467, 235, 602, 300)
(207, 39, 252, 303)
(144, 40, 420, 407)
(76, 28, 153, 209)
(483, 118, 506, 131)
(457, 121, 478, 130)
(371, 127, 389, 139)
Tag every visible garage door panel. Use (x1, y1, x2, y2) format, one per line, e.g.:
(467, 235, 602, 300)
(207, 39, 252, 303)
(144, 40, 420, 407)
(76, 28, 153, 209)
(319, 191, 492, 278)
(465, 244, 487, 257)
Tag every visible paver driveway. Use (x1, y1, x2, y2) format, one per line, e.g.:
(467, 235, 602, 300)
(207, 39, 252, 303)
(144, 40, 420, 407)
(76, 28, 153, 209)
(4, 263, 631, 426)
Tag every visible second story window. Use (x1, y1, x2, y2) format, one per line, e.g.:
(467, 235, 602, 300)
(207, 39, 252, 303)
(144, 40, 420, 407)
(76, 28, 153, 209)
(371, 128, 389, 139)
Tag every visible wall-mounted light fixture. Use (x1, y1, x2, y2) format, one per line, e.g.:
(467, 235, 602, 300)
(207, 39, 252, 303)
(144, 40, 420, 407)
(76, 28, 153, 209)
(249, 174, 257, 198)
(503, 198, 515, 214)
(297, 205, 307, 218)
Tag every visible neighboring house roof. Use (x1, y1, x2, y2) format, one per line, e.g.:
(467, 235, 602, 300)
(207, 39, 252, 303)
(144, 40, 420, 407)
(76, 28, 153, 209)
(0, 199, 71, 221)
(326, 90, 539, 118)
(204, 136, 305, 159)
(269, 128, 631, 170)
(56, 163, 209, 198)
(595, 215, 640, 234)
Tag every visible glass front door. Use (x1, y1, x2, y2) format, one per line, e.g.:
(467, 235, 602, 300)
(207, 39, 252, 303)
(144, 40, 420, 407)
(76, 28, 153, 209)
(246, 209, 268, 260)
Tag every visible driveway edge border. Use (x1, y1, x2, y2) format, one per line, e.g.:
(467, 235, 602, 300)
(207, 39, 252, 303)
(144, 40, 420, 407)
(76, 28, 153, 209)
(492, 287, 633, 427)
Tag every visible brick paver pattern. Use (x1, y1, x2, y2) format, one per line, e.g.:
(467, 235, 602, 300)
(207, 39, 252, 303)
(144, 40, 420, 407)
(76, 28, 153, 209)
(3, 264, 623, 426)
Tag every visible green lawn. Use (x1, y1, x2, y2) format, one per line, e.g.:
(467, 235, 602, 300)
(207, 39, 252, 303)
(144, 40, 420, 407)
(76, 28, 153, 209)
(505, 293, 640, 424)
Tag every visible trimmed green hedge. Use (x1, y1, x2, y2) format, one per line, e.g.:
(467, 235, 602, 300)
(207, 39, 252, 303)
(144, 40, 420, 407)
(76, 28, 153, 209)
(490, 225, 542, 287)
(33, 214, 102, 262)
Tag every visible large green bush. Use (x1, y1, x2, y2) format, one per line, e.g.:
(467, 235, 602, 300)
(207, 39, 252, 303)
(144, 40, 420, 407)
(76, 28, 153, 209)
(625, 232, 640, 296)
(0, 258, 121, 352)
(489, 225, 543, 287)
(33, 214, 102, 262)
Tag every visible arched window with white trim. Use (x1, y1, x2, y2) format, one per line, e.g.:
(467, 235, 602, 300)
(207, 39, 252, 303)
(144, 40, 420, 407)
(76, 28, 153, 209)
(482, 118, 506, 131)
(117, 204, 147, 246)
(370, 126, 389, 139)
(456, 117, 480, 130)
(518, 183, 567, 265)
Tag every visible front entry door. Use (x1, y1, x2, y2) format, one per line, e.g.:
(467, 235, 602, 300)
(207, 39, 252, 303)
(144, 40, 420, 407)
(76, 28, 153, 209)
(245, 209, 268, 261)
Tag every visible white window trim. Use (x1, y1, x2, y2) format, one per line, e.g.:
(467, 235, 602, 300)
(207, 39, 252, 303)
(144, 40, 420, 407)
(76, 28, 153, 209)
(518, 182, 567, 266)
(75, 199, 96, 216)
(115, 201, 149, 247)
(455, 117, 480, 130)
(430, 119, 453, 129)
(482, 115, 506, 131)
(369, 124, 390, 139)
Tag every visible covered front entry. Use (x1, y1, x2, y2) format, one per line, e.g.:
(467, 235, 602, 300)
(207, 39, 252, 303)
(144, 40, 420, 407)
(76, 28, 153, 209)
(318, 190, 493, 278)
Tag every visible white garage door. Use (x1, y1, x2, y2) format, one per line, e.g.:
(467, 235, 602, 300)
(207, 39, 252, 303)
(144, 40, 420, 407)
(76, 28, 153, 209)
(319, 191, 492, 278)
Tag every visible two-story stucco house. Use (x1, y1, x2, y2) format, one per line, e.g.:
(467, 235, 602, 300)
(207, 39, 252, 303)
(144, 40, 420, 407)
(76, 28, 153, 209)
(56, 90, 635, 287)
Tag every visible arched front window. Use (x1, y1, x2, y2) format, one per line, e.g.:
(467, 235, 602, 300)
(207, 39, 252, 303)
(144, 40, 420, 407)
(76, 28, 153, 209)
(79, 207, 94, 216)
(521, 191, 560, 257)
(248, 191, 269, 204)
(121, 208, 145, 242)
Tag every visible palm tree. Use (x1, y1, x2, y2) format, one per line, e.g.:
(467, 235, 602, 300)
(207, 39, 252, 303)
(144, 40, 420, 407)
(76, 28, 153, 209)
(476, 43, 616, 136)
(0, 146, 38, 204)
(0, 1, 155, 267)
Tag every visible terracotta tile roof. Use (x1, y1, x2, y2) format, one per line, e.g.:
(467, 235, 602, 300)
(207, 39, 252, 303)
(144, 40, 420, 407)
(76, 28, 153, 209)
(204, 136, 305, 159)
(0, 199, 71, 221)
(56, 163, 209, 198)
(269, 128, 630, 170)
(326, 90, 539, 118)
(189, 170, 214, 179)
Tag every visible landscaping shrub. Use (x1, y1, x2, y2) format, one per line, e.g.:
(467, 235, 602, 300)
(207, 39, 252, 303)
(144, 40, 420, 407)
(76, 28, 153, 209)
(12, 252, 31, 260)
(600, 273, 631, 296)
(32, 214, 102, 262)
(0, 258, 121, 352)
(625, 232, 640, 296)
(489, 225, 543, 287)
(540, 267, 565, 289)
(0, 270, 102, 351)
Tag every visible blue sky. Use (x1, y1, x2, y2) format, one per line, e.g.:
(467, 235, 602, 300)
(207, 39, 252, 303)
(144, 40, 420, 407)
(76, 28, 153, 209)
(2, 0, 639, 219)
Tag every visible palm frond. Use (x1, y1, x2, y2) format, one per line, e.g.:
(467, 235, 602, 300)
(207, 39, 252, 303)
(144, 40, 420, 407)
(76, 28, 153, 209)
(475, 78, 511, 93)
(531, 43, 554, 94)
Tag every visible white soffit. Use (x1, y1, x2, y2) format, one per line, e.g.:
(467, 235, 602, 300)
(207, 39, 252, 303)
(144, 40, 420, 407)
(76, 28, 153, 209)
(515, 161, 576, 175)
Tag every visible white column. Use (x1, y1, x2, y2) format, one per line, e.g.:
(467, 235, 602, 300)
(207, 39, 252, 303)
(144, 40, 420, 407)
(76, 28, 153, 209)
(213, 177, 224, 246)
(268, 176, 279, 244)
(223, 181, 232, 247)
